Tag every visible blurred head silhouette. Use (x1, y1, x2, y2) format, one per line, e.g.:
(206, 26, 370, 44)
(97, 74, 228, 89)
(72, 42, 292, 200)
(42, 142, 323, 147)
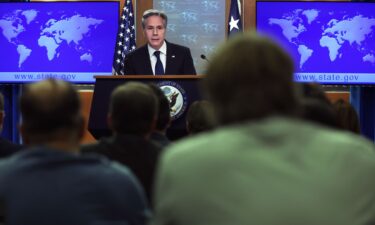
(108, 82, 158, 138)
(333, 99, 361, 134)
(186, 100, 215, 134)
(203, 32, 298, 125)
(19, 79, 84, 150)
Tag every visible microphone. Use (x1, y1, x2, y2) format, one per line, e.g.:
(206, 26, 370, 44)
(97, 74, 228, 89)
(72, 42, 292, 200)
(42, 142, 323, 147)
(200, 54, 210, 63)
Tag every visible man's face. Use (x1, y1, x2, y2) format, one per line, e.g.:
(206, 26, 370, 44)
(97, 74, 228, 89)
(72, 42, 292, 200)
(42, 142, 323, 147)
(143, 15, 166, 50)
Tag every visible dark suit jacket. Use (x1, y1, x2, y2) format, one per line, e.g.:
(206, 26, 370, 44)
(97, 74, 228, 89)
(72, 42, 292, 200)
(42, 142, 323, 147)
(124, 41, 196, 75)
(150, 132, 170, 149)
(81, 134, 162, 203)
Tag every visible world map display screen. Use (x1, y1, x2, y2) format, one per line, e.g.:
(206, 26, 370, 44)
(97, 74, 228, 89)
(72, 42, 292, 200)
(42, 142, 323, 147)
(0, 2, 119, 83)
(256, 1, 375, 85)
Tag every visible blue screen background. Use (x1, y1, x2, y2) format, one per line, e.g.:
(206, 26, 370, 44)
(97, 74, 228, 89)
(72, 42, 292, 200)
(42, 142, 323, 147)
(0, 2, 118, 83)
(256, 2, 375, 84)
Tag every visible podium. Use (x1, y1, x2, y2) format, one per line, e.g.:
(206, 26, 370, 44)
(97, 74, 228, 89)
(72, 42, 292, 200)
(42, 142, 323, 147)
(88, 75, 204, 140)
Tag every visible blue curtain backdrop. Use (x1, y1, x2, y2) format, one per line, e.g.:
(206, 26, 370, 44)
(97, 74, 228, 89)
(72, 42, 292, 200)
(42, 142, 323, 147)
(350, 0, 375, 142)
(0, 0, 28, 143)
(0, 85, 21, 143)
(350, 87, 375, 141)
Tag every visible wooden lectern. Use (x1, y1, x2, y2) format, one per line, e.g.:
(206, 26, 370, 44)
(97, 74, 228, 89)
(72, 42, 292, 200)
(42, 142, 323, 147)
(88, 75, 204, 140)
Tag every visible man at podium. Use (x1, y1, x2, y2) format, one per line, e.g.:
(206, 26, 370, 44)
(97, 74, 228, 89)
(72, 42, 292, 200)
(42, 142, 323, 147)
(124, 9, 196, 75)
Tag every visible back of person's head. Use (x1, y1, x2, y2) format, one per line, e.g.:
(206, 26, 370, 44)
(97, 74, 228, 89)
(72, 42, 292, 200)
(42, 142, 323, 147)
(19, 79, 83, 145)
(298, 82, 331, 104)
(296, 82, 337, 128)
(203, 32, 297, 125)
(148, 83, 171, 132)
(300, 98, 338, 128)
(109, 82, 158, 137)
(186, 100, 215, 134)
(333, 99, 361, 134)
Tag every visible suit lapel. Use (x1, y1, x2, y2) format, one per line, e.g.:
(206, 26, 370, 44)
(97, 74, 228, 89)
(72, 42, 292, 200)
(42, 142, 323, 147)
(165, 42, 175, 75)
(140, 45, 153, 75)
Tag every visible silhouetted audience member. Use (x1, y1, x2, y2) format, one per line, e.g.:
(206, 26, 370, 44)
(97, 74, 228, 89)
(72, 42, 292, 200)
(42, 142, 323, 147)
(0, 79, 149, 225)
(148, 83, 171, 148)
(300, 98, 338, 129)
(0, 92, 22, 158)
(152, 32, 375, 225)
(82, 82, 161, 203)
(333, 99, 361, 134)
(186, 100, 215, 134)
(297, 83, 338, 128)
(299, 82, 331, 104)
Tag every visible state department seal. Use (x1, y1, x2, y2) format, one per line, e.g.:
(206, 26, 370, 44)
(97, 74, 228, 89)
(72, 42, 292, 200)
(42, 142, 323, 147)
(156, 81, 188, 120)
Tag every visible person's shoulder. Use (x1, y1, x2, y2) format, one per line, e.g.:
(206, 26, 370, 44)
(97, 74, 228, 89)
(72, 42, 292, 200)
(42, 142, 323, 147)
(125, 44, 148, 58)
(0, 138, 23, 158)
(80, 137, 114, 154)
(295, 118, 374, 151)
(162, 117, 375, 165)
(121, 136, 162, 159)
(79, 156, 148, 199)
(146, 138, 163, 152)
(150, 132, 170, 149)
(280, 117, 375, 167)
(103, 160, 147, 190)
(0, 150, 31, 179)
(103, 160, 135, 178)
(81, 150, 136, 181)
(160, 129, 224, 166)
(80, 142, 99, 154)
(319, 127, 375, 157)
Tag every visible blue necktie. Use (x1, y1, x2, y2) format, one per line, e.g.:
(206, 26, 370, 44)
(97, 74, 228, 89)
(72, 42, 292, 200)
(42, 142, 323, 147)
(154, 51, 164, 75)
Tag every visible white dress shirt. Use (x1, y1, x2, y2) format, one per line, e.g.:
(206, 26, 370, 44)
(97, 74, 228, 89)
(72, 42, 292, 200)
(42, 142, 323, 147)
(148, 42, 167, 75)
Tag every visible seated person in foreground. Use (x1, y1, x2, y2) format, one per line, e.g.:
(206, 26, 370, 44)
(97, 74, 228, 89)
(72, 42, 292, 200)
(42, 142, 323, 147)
(81, 82, 161, 203)
(297, 82, 338, 129)
(186, 100, 216, 135)
(148, 83, 171, 148)
(151, 32, 375, 225)
(333, 98, 361, 134)
(123, 9, 196, 75)
(300, 98, 338, 129)
(0, 79, 149, 225)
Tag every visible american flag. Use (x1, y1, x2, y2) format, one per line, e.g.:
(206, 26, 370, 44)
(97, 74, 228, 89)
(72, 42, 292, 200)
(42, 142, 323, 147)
(112, 0, 136, 75)
(227, 0, 242, 37)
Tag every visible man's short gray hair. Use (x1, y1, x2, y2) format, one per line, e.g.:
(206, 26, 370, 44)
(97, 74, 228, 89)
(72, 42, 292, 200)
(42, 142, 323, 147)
(142, 9, 168, 29)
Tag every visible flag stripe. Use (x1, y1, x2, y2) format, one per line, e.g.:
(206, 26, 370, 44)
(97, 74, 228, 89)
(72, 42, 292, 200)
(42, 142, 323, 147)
(228, 0, 243, 37)
(112, 0, 136, 75)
